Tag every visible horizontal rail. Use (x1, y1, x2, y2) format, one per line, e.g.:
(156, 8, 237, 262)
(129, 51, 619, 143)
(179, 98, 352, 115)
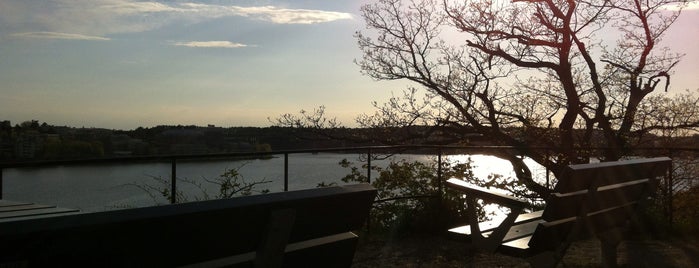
(1, 145, 697, 169)
(374, 195, 438, 204)
(0, 145, 508, 169)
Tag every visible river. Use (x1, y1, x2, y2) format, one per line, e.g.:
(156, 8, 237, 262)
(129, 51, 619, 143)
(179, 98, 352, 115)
(2, 153, 546, 212)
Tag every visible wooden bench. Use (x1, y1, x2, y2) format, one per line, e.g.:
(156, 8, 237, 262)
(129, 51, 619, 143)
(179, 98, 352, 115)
(0, 200, 80, 222)
(0, 183, 376, 267)
(446, 157, 671, 268)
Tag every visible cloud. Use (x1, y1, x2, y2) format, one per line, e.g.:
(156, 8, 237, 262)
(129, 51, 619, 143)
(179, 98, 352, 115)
(99, 1, 184, 14)
(0, 1, 354, 37)
(173, 41, 249, 48)
(10, 31, 110, 41)
(227, 6, 353, 24)
(169, 3, 354, 25)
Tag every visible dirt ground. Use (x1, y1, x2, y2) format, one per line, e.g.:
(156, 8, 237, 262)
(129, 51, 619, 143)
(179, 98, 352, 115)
(352, 235, 699, 267)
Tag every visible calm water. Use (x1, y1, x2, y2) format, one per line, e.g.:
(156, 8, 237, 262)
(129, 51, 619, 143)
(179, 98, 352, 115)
(2, 153, 545, 212)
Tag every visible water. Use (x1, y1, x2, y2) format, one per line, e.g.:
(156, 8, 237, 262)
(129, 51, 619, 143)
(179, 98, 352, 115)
(2, 153, 546, 212)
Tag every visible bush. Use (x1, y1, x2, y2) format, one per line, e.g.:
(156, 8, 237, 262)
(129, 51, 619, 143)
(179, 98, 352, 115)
(671, 185, 699, 235)
(338, 157, 478, 235)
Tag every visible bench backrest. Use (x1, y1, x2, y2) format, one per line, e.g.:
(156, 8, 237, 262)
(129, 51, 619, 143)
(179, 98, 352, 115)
(0, 183, 377, 267)
(528, 157, 671, 250)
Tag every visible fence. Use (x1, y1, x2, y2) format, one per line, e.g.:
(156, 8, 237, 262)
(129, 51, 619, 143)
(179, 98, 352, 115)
(1, 145, 697, 225)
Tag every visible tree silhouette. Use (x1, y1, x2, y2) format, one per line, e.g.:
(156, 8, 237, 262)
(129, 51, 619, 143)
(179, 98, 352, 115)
(345, 0, 699, 196)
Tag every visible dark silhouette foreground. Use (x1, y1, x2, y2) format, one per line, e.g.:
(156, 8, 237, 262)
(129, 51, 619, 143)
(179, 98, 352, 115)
(0, 184, 376, 267)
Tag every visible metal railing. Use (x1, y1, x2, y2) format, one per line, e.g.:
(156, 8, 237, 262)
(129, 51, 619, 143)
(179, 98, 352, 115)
(1, 145, 697, 224)
(0, 145, 512, 203)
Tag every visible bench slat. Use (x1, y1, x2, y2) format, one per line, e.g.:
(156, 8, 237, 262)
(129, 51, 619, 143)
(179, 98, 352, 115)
(554, 157, 670, 193)
(446, 178, 528, 208)
(500, 220, 541, 242)
(448, 210, 543, 235)
(499, 235, 532, 254)
(543, 178, 656, 221)
(0, 204, 55, 212)
(0, 200, 32, 207)
(0, 207, 79, 220)
(528, 202, 640, 251)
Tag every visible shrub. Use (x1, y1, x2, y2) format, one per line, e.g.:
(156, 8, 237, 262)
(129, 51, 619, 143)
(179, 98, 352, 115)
(338, 157, 478, 235)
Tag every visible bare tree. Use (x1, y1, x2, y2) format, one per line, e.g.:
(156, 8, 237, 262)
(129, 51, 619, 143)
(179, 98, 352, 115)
(352, 0, 698, 197)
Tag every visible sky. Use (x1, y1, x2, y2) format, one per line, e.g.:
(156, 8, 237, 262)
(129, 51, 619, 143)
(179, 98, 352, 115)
(0, 0, 698, 130)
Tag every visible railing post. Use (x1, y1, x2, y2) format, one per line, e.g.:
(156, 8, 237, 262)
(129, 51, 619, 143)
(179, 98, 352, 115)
(668, 149, 674, 226)
(0, 167, 3, 200)
(284, 153, 289, 192)
(437, 148, 443, 197)
(366, 148, 371, 184)
(545, 150, 550, 189)
(365, 148, 373, 235)
(436, 148, 444, 228)
(171, 158, 177, 204)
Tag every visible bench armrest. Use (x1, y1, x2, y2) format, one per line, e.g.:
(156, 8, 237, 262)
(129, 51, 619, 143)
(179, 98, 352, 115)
(446, 178, 528, 251)
(446, 178, 528, 208)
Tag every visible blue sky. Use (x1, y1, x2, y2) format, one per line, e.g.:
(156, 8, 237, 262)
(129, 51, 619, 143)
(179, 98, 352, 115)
(1, 0, 698, 130)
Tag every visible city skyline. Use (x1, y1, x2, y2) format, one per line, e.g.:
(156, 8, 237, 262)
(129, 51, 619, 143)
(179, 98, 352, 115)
(1, 0, 698, 130)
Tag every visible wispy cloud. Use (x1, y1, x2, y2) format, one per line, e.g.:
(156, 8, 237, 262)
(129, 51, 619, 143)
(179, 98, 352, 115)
(10, 31, 110, 41)
(0, 1, 353, 37)
(226, 5, 353, 24)
(100, 1, 184, 14)
(172, 3, 354, 25)
(173, 41, 249, 48)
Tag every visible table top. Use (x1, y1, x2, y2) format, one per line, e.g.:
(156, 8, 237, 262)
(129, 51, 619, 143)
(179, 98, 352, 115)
(0, 200, 80, 223)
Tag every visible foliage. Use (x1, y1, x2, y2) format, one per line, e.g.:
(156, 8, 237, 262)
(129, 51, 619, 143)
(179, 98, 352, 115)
(655, 156, 699, 235)
(270, 106, 342, 129)
(131, 163, 270, 205)
(43, 139, 105, 159)
(635, 90, 699, 141)
(671, 185, 699, 235)
(338, 156, 491, 234)
(210, 167, 271, 198)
